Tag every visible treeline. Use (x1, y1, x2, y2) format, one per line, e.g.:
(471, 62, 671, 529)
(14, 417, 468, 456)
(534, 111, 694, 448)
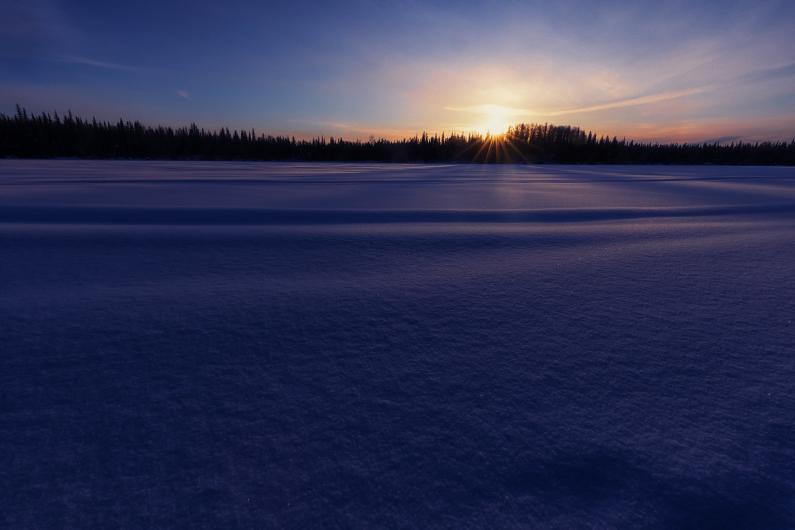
(2, 106, 794, 164)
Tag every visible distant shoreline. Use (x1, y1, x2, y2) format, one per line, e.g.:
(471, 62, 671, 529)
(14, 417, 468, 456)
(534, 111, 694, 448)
(2, 157, 794, 167)
(3, 107, 794, 165)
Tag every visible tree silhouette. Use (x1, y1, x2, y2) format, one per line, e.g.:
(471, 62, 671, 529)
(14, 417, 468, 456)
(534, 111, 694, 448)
(1, 107, 793, 165)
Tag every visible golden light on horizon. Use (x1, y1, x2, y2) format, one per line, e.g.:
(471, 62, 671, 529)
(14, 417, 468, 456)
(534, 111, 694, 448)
(472, 104, 514, 136)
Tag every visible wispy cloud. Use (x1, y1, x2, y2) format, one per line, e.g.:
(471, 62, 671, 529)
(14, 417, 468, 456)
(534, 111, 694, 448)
(447, 87, 711, 119)
(735, 62, 795, 85)
(545, 87, 711, 116)
(176, 89, 191, 100)
(53, 54, 143, 73)
(446, 60, 795, 123)
(542, 61, 795, 117)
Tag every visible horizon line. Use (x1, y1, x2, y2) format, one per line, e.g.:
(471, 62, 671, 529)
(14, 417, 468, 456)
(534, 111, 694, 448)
(4, 104, 795, 146)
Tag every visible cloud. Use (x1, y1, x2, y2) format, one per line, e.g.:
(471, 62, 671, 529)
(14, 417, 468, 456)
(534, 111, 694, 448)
(176, 90, 191, 100)
(545, 87, 711, 116)
(447, 87, 711, 119)
(54, 54, 143, 72)
(445, 59, 795, 124)
(735, 62, 795, 85)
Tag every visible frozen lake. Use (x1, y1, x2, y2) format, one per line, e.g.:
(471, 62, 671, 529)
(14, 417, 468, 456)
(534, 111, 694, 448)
(2, 161, 795, 527)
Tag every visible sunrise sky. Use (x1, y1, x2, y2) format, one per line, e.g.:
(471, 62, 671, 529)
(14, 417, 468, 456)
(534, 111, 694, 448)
(2, 0, 794, 142)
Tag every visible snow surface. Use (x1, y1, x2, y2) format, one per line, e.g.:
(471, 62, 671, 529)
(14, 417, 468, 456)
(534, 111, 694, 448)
(2, 160, 795, 528)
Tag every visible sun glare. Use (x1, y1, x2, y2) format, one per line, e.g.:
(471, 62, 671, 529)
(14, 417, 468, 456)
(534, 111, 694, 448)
(474, 104, 513, 136)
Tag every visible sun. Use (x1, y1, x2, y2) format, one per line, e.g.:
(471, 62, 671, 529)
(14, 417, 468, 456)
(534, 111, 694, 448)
(474, 104, 513, 136)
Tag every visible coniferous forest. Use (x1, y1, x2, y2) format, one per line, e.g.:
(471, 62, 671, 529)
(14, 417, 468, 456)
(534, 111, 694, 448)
(2, 106, 794, 165)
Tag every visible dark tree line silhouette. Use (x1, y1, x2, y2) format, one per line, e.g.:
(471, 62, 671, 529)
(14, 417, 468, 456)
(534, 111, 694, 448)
(2, 106, 794, 164)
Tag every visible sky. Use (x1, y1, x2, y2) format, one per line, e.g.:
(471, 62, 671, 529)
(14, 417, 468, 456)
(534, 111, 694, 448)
(1, 0, 795, 142)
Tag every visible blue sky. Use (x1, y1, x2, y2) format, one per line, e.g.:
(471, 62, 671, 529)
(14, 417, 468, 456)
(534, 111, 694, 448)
(2, 0, 794, 141)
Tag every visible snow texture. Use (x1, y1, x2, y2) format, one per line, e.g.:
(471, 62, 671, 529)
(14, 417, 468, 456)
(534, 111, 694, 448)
(2, 161, 795, 528)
